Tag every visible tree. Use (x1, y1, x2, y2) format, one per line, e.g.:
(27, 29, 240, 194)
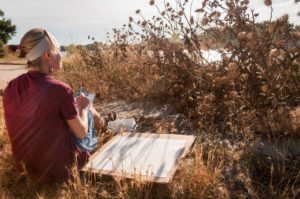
(0, 9, 16, 44)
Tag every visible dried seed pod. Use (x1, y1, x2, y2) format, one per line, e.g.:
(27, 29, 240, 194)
(240, 73, 248, 81)
(278, 49, 286, 59)
(279, 15, 288, 25)
(149, 0, 155, 6)
(242, 0, 249, 5)
(228, 91, 238, 98)
(268, 23, 276, 34)
(260, 85, 269, 93)
(201, 17, 209, 25)
(277, 106, 286, 115)
(247, 41, 255, 49)
(264, 0, 272, 6)
(220, 26, 227, 33)
(247, 32, 256, 40)
(269, 48, 280, 57)
(228, 62, 239, 71)
(237, 32, 247, 40)
(141, 21, 147, 26)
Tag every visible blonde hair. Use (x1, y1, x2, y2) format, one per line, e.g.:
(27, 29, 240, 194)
(19, 28, 55, 67)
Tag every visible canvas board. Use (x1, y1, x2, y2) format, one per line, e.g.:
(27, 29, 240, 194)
(82, 133, 195, 183)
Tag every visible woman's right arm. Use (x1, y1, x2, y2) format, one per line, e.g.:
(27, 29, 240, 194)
(66, 94, 89, 140)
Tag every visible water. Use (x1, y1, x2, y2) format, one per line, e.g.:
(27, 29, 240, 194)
(147, 49, 226, 62)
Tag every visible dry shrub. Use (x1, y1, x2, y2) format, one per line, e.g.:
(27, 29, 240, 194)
(57, 43, 161, 101)
(57, 0, 300, 139)
(54, 1, 300, 197)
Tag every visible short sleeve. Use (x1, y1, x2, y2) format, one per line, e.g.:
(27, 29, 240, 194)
(59, 87, 78, 120)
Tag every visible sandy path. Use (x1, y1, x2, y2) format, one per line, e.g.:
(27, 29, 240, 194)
(0, 64, 27, 89)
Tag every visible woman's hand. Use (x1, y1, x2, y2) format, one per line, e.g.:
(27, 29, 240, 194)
(76, 93, 89, 110)
(68, 93, 90, 139)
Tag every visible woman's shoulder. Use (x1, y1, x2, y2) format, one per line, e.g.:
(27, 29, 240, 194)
(47, 77, 71, 90)
(6, 72, 29, 85)
(6, 72, 71, 90)
(4, 73, 31, 94)
(46, 77, 74, 95)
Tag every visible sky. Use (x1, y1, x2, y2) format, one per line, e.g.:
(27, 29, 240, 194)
(0, 0, 299, 45)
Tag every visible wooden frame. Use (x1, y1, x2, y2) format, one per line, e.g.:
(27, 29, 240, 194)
(82, 133, 195, 183)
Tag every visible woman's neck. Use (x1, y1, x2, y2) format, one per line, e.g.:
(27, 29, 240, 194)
(28, 65, 52, 75)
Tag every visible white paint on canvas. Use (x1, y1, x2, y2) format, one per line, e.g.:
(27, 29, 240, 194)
(86, 134, 187, 178)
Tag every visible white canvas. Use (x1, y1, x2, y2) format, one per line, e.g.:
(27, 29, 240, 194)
(85, 134, 189, 179)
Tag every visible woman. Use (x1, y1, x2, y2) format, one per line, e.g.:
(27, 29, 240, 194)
(3, 28, 107, 183)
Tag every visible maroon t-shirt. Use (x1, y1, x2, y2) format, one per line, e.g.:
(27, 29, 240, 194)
(3, 71, 89, 183)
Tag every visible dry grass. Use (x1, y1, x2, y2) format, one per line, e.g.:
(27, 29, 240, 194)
(0, 96, 225, 198)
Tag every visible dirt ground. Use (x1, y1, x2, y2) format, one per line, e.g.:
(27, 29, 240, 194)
(95, 99, 193, 135)
(0, 63, 26, 90)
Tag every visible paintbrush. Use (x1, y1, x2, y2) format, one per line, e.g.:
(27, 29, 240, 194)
(80, 82, 83, 95)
